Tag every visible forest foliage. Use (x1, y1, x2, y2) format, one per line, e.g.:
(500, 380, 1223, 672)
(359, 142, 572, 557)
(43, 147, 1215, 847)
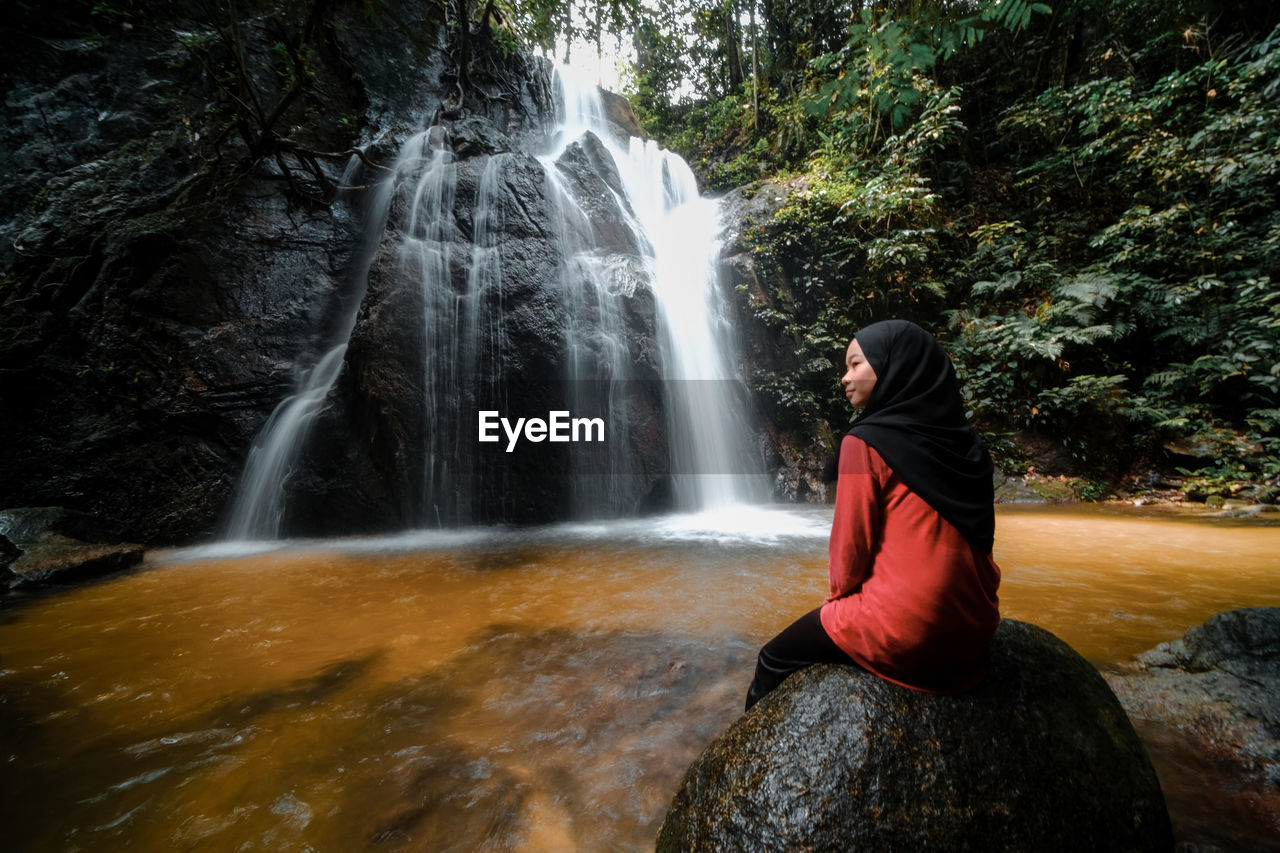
(496, 0, 1279, 499)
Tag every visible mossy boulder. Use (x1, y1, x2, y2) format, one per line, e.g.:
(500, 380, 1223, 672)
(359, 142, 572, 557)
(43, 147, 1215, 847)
(657, 619, 1172, 852)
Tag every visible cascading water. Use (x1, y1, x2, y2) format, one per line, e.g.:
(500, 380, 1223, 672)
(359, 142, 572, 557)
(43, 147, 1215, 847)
(404, 135, 471, 527)
(222, 62, 764, 541)
(549, 65, 765, 511)
(222, 148, 403, 541)
(222, 343, 349, 538)
(538, 161, 650, 519)
(626, 137, 763, 510)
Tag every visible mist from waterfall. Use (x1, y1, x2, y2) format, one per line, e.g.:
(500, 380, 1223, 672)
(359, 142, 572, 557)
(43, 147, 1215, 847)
(222, 62, 764, 541)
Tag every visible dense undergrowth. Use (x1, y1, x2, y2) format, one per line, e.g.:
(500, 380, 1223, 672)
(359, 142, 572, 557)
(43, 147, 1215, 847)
(630, 1, 1280, 501)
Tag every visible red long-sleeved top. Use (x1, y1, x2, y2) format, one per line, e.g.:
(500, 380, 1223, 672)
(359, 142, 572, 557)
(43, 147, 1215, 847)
(819, 435, 1001, 692)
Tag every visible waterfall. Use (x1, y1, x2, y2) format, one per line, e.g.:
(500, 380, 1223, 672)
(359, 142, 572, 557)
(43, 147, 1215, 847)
(549, 65, 765, 510)
(407, 139, 469, 526)
(223, 62, 763, 541)
(222, 343, 349, 538)
(221, 145, 404, 541)
(538, 165, 645, 519)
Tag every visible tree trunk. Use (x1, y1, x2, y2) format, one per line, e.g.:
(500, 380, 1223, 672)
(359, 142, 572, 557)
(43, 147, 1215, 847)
(479, 0, 499, 32)
(455, 0, 472, 94)
(750, 0, 759, 130)
(725, 1, 744, 92)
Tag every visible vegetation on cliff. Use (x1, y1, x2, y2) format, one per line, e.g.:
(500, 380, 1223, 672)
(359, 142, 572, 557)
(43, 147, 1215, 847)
(673, 1, 1279, 501)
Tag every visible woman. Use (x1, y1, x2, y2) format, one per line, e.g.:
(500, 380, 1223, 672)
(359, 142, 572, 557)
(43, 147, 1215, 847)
(745, 319, 1001, 710)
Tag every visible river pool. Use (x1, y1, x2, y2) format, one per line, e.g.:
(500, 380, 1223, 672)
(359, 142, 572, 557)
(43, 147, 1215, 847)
(1, 503, 1277, 850)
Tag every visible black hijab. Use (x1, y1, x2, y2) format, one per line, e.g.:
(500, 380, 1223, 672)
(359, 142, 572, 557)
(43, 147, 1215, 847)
(846, 320, 995, 553)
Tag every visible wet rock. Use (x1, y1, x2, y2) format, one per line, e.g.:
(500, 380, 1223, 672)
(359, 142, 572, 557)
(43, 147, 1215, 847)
(1208, 498, 1267, 517)
(286, 137, 668, 532)
(1021, 475, 1079, 502)
(657, 619, 1172, 852)
(0, 2, 565, 544)
(0, 534, 22, 584)
(553, 133, 642, 254)
(762, 420, 835, 503)
(1162, 436, 1219, 464)
(599, 89, 645, 142)
(1104, 608, 1280, 848)
(326, 0, 448, 131)
(0, 6, 368, 544)
(994, 473, 1050, 503)
(0, 170, 352, 544)
(445, 114, 515, 158)
(0, 506, 143, 588)
(716, 181, 791, 254)
(716, 181, 833, 498)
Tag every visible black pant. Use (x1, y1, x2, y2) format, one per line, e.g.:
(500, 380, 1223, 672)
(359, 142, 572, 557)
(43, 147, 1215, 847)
(745, 607, 859, 711)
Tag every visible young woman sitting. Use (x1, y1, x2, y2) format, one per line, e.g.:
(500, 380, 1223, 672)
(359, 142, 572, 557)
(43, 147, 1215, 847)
(745, 319, 1001, 710)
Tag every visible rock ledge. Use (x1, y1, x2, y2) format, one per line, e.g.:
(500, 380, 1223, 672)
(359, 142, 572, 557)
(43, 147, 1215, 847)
(0, 507, 144, 589)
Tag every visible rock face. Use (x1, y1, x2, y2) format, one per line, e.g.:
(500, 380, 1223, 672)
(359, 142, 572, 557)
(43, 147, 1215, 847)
(0, 2, 449, 545)
(1104, 608, 1280, 848)
(599, 89, 646, 142)
(657, 619, 1173, 852)
(716, 181, 837, 503)
(0, 506, 143, 589)
(285, 130, 668, 533)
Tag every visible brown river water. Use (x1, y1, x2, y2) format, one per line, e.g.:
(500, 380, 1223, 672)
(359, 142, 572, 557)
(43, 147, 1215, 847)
(1, 504, 1277, 851)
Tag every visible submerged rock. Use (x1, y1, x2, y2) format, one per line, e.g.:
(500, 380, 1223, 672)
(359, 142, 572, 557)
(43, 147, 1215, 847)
(1104, 608, 1280, 848)
(657, 619, 1172, 852)
(0, 506, 143, 588)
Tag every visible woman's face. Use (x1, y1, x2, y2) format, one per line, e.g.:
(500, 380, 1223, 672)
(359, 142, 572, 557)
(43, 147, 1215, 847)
(842, 338, 878, 408)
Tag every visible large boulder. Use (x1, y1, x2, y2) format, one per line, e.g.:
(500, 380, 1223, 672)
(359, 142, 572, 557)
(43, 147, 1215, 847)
(1104, 607, 1280, 849)
(657, 619, 1172, 851)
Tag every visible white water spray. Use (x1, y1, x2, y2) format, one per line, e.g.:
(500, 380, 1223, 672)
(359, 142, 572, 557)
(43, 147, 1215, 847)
(222, 343, 349, 538)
